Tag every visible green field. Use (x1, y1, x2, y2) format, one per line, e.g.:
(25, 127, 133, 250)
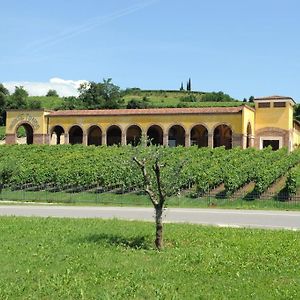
(28, 96, 65, 109)
(0, 217, 299, 299)
(26, 90, 250, 110)
(0, 126, 5, 140)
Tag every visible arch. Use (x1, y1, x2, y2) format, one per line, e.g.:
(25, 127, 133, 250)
(246, 122, 252, 148)
(106, 125, 122, 146)
(16, 123, 34, 145)
(88, 125, 102, 146)
(126, 125, 142, 146)
(69, 125, 83, 145)
(190, 124, 208, 147)
(168, 125, 185, 147)
(51, 125, 65, 145)
(147, 125, 163, 145)
(213, 124, 232, 149)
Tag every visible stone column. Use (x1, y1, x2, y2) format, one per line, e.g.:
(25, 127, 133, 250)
(121, 130, 126, 146)
(141, 132, 147, 146)
(101, 133, 106, 146)
(185, 132, 191, 147)
(64, 133, 69, 145)
(82, 134, 88, 146)
(207, 132, 213, 148)
(250, 135, 255, 148)
(163, 132, 168, 146)
(242, 134, 247, 149)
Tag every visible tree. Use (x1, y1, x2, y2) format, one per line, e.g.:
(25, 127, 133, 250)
(249, 96, 255, 103)
(28, 99, 42, 109)
(187, 78, 192, 91)
(0, 83, 9, 126)
(133, 145, 184, 250)
(6, 86, 28, 109)
(78, 78, 124, 109)
(243, 98, 247, 102)
(59, 96, 84, 110)
(201, 91, 237, 102)
(46, 89, 59, 97)
(180, 82, 184, 91)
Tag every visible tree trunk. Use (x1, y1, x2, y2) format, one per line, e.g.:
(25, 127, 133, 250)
(155, 206, 163, 250)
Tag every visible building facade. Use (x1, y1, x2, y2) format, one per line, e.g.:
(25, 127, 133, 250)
(5, 96, 300, 151)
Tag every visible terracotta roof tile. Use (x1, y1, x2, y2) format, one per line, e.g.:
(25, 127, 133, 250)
(49, 106, 246, 117)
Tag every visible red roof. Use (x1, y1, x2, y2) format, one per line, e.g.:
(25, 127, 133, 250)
(49, 106, 248, 117)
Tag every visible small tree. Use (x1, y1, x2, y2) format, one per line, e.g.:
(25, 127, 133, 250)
(187, 78, 192, 91)
(249, 96, 255, 103)
(46, 89, 59, 97)
(180, 82, 184, 91)
(133, 145, 183, 250)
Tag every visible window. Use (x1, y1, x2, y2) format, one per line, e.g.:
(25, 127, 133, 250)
(258, 102, 270, 108)
(273, 102, 286, 108)
(262, 140, 280, 150)
(260, 136, 282, 150)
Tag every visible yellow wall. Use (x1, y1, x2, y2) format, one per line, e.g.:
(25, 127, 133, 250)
(6, 110, 49, 135)
(254, 101, 294, 131)
(242, 106, 255, 134)
(48, 112, 244, 135)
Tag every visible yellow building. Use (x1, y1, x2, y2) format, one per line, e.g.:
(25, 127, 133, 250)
(5, 95, 300, 151)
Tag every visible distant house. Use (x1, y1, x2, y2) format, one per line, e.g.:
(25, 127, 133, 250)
(5, 96, 300, 151)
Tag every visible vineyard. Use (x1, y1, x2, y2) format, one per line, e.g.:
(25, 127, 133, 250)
(0, 145, 300, 206)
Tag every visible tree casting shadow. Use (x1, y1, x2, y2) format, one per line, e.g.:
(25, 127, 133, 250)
(83, 233, 152, 250)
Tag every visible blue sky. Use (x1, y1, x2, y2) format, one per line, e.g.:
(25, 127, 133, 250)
(1, 0, 300, 100)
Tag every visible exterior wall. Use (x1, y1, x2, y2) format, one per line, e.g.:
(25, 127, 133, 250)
(48, 112, 244, 147)
(292, 122, 300, 150)
(254, 101, 294, 132)
(4, 102, 299, 150)
(5, 110, 50, 144)
(254, 127, 290, 149)
(254, 100, 294, 150)
(242, 106, 255, 148)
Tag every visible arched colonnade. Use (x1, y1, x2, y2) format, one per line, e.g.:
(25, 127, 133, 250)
(49, 123, 242, 149)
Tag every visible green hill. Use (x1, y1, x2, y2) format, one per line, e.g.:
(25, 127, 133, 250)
(27, 90, 248, 111)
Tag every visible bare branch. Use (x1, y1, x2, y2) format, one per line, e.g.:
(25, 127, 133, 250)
(154, 158, 165, 206)
(133, 157, 158, 206)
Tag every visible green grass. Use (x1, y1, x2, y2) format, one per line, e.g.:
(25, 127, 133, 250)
(2, 189, 300, 210)
(0, 217, 299, 299)
(0, 126, 5, 140)
(27, 92, 249, 110)
(28, 96, 64, 109)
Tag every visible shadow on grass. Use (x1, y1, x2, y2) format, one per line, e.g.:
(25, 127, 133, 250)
(83, 233, 152, 250)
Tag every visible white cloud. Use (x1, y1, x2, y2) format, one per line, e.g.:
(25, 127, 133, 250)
(3, 78, 88, 97)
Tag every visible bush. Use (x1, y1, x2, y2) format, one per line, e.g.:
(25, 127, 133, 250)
(46, 89, 59, 97)
(201, 92, 237, 102)
(179, 94, 197, 102)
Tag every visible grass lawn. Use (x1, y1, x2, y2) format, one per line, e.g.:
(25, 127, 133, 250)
(28, 96, 64, 109)
(2, 189, 300, 210)
(0, 217, 299, 299)
(0, 126, 5, 140)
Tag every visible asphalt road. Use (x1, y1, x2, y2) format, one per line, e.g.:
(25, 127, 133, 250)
(0, 205, 300, 230)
